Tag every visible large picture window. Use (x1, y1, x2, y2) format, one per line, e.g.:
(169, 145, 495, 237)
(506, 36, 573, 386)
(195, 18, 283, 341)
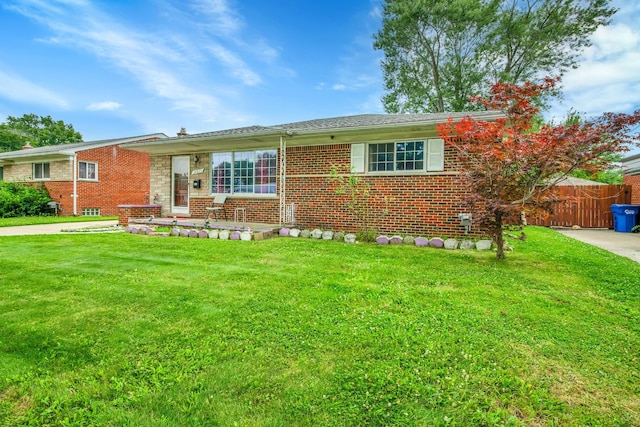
(211, 149, 277, 195)
(33, 162, 50, 180)
(78, 161, 98, 180)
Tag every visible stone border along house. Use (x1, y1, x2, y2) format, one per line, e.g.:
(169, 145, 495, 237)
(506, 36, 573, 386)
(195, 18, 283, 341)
(622, 152, 640, 205)
(121, 113, 504, 237)
(0, 133, 167, 216)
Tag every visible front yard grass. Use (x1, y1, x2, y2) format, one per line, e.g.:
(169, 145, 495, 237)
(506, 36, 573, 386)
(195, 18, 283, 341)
(0, 227, 638, 426)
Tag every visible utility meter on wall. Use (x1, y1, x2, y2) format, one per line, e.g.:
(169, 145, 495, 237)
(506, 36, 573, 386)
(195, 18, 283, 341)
(458, 213, 472, 234)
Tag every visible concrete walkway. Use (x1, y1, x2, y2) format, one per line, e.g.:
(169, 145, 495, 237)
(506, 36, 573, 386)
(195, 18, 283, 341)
(554, 228, 640, 263)
(0, 220, 119, 236)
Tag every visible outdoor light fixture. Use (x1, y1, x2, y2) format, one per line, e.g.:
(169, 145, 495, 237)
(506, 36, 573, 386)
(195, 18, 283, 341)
(194, 155, 200, 164)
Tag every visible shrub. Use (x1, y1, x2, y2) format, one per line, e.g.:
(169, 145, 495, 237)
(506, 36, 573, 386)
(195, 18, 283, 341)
(0, 182, 52, 218)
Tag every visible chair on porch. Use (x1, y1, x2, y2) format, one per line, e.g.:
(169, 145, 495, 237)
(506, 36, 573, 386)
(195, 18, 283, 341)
(205, 195, 227, 221)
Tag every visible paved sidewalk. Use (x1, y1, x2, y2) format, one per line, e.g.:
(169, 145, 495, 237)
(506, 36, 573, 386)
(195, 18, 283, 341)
(0, 220, 119, 236)
(554, 228, 640, 263)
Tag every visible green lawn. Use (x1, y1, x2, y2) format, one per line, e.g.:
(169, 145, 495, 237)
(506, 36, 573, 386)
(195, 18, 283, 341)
(0, 227, 638, 426)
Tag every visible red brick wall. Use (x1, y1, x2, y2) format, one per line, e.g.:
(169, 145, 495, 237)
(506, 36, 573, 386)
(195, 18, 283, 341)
(190, 143, 475, 237)
(44, 145, 150, 216)
(191, 197, 280, 223)
(118, 205, 162, 226)
(285, 144, 467, 236)
(623, 175, 640, 204)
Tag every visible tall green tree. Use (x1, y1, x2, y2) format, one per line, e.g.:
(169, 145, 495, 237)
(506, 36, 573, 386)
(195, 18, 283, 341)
(0, 114, 83, 152)
(373, 0, 616, 113)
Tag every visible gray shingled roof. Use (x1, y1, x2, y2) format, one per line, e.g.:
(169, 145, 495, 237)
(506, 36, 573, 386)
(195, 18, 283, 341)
(172, 112, 504, 140)
(0, 133, 167, 160)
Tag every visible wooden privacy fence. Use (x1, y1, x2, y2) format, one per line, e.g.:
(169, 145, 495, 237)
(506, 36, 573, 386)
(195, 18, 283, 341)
(529, 185, 631, 228)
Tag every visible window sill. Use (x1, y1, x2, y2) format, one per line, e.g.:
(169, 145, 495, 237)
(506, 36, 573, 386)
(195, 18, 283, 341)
(206, 194, 278, 199)
(364, 170, 446, 176)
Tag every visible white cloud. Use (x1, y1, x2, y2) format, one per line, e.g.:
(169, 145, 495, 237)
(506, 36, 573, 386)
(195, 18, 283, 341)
(563, 51, 640, 91)
(206, 44, 261, 86)
(6, 0, 226, 122)
(0, 68, 68, 108)
(548, 1, 640, 119)
(586, 23, 640, 59)
(332, 84, 347, 91)
(86, 101, 121, 111)
(190, 0, 244, 36)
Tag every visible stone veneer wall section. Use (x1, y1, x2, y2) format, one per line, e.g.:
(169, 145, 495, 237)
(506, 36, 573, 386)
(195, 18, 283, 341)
(150, 155, 172, 215)
(1, 163, 32, 181)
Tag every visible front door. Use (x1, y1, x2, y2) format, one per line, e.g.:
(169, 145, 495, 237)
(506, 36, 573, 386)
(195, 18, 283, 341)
(172, 156, 190, 214)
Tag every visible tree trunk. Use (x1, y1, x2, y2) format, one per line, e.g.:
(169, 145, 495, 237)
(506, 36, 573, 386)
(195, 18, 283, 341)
(494, 214, 505, 260)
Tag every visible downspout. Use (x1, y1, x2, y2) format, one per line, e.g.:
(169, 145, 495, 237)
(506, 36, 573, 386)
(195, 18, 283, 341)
(278, 135, 287, 225)
(72, 154, 78, 215)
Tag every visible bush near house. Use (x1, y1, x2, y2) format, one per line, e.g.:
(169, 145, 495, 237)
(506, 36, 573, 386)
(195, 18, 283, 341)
(0, 181, 52, 218)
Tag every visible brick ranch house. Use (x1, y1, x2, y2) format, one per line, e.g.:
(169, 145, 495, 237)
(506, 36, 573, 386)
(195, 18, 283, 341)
(0, 133, 167, 216)
(121, 113, 504, 237)
(622, 152, 640, 204)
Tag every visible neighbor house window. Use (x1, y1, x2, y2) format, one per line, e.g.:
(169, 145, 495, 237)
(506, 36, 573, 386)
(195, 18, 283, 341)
(0, 166, 3, 181)
(211, 149, 277, 195)
(78, 161, 98, 180)
(353, 139, 444, 173)
(33, 162, 50, 180)
(82, 208, 100, 216)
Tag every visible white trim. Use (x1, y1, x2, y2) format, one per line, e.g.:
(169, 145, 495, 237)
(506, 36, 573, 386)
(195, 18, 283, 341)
(78, 160, 98, 181)
(350, 143, 365, 173)
(32, 162, 51, 180)
(73, 154, 78, 215)
(427, 139, 445, 172)
(279, 136, 287, 225)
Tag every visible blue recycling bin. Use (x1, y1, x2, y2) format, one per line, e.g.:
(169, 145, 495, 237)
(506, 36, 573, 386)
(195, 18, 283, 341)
(611, 204, 640, 232)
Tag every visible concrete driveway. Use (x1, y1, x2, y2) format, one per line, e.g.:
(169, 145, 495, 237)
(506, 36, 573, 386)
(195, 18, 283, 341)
(0, 220, 119, 236)
(554, 228, 640, 263)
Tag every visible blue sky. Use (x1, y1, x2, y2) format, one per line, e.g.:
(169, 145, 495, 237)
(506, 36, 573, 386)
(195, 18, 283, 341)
(0, 0, 639, 142)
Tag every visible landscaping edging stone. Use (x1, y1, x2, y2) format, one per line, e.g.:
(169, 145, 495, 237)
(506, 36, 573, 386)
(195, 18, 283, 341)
(476, 239, 492, 250)
(125, 221, 499, 251)
(460, 240, 475, 250)
(444, 238, 459, 250)
(429, 238, 444, 248)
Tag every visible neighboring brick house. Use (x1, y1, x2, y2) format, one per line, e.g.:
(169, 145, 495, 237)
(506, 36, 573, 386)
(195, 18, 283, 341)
(0, 134, 167, 216)
(622, 152, 640, 204)
(122, 113, 503, 236)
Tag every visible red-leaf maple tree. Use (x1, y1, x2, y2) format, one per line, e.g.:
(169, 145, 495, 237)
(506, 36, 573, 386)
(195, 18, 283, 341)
(437, 77, 640, 259)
